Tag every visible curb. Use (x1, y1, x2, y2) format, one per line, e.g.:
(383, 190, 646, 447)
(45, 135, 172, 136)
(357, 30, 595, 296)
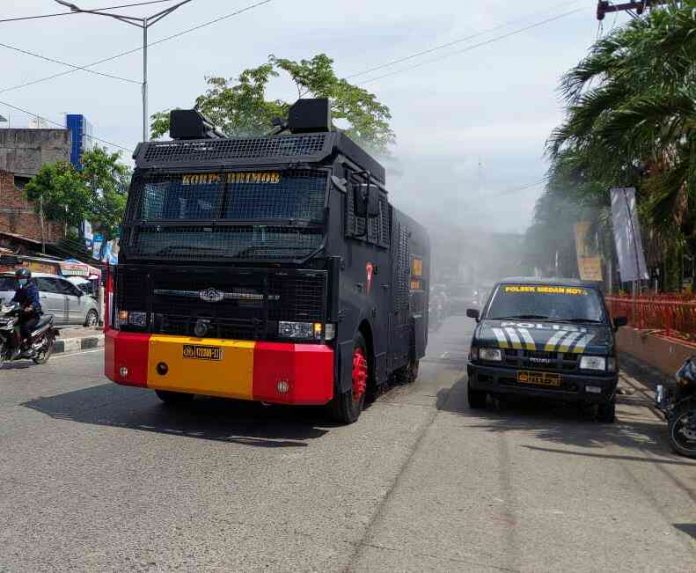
(54, 335, 104, 355)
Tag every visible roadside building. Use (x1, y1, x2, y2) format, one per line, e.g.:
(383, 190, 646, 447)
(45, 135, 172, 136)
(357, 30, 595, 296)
(0, 127, 72, 252)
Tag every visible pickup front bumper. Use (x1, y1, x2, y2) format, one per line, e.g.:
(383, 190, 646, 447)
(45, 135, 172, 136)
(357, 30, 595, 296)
(467, 362, 617, 404)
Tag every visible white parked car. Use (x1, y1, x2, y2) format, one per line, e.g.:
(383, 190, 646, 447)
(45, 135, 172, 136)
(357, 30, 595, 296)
(0, 272, 100, 327)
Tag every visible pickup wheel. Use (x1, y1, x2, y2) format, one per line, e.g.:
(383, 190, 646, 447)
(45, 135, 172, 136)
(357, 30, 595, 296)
(467, 384, 487, 409)
(597, 399, 616, 423)
(155, 390, 195, 406)
(330, 333, 368, 424)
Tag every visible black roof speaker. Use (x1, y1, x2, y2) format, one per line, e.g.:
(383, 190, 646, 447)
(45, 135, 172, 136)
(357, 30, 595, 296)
(170, 109, 225, 140)
(288, 98, 332, 134)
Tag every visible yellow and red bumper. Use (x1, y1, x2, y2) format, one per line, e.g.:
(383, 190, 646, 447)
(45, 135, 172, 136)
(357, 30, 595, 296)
(104, 330, 334, 405)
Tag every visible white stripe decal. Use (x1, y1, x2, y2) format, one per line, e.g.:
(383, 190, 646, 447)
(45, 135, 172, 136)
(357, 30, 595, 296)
(516, 328, 536, 351)
(544, 331, 567, 352)
(571, 333, 595, 354)
(505, 327, 523, 349)
(557, 331, 583, 353)
(491, 328, 509, 349)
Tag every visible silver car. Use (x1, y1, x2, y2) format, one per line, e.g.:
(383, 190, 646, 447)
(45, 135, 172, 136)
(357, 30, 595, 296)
(0, 272, 100, 327)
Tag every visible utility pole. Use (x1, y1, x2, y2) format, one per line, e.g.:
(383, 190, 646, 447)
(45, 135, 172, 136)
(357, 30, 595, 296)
(55, 0, 192, 142)
(596, 1, 672, 20)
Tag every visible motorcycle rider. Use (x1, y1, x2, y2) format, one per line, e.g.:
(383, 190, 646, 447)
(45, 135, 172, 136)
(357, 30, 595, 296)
(11, 268, 42, 357)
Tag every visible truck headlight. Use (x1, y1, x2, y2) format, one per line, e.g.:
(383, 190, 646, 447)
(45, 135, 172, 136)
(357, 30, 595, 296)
(479, 348, 503, 362)
(278, 321, 323, 340)
(470, 347, 479, 360)
(580, 356, 606, 371)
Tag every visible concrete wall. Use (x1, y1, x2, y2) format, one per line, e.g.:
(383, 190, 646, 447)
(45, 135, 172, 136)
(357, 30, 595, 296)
(617, 327, 696, 376)
(0, 129, 71, 177)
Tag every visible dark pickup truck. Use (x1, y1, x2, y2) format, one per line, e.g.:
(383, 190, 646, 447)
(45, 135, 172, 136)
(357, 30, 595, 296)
(466, 278, 627, 422)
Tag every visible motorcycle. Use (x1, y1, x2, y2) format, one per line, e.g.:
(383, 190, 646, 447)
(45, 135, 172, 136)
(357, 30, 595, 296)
(0, 301, 59, 367)
(656, 357, 696, 458)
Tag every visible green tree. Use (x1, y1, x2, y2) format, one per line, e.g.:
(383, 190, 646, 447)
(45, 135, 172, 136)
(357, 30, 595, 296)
(81, 147, 131, 239)
(24, 147, 130, 240)
(24, 161, 91, 230)
(547, 4, 696, 241)
(151, 53, 395, 154)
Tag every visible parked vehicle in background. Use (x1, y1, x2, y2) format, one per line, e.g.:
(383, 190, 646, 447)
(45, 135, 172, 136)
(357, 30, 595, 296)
(66, 276, 98, 299)
(656, 357, 696, 458)
(466, 278, 626, 422)
(0, 272, 100, 327)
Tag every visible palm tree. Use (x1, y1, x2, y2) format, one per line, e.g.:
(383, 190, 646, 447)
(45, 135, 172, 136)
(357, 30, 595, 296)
(547, 4, 696, 241)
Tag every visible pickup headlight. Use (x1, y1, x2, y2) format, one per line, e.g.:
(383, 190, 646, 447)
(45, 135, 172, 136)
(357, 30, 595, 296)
(479, 348, 503, 362)
(278, 321, 323, 340)
(580, 356, 606, 371)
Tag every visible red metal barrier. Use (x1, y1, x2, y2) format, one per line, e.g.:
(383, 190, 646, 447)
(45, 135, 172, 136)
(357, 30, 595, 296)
(606, 294, 696, 340)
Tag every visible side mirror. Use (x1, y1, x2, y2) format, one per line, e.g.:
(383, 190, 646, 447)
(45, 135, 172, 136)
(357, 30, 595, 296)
(466, 308, 480, 321)
(613, 316, 628, 330)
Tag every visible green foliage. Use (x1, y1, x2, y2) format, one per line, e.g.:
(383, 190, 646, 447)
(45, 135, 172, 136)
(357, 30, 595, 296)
(528, 4, 696, 284)
(24, 146, 130, 240)
(151, 53, 395, 155)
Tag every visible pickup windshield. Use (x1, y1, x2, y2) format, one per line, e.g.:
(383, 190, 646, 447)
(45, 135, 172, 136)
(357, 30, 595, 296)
(127, 169, 327, 260)
(486, 284, 605, 323)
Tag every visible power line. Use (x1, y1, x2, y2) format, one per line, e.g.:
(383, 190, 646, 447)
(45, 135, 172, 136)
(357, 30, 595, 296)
(0, 99, 132, 153)
(0, 0, 273, 96)
(346, 0, 580, 81)
(0, 42, 139, 85)
(0, 1, 177, 23)
(359, 7, 586, 85)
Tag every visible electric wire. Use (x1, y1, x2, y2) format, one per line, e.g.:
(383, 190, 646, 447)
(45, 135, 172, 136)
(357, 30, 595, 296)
(0, 99, 132, 152)
(346, 0, 582, 81)
(0, 0, 272, 96)
(359, 7, 586, 85)
(0, 1, 177, 24)
(0, 42, 139, 85)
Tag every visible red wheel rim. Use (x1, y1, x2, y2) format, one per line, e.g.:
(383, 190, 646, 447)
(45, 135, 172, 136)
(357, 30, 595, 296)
(352, 347, 368, 401)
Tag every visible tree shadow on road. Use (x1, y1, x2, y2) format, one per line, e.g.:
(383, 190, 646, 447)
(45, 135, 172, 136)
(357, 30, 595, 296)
(437, 377, 696, 468)
(23, 383, 335, 448)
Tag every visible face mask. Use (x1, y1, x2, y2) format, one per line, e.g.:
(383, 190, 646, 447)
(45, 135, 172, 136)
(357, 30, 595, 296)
(18, 279, 27, 287)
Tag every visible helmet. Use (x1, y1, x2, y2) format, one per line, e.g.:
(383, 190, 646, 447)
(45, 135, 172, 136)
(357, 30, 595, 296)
(15, 268, 31, 280)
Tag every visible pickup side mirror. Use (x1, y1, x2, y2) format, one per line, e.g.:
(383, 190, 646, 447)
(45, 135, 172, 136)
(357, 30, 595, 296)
(466, 308, 480, 321)
(613, 316, 628, 330)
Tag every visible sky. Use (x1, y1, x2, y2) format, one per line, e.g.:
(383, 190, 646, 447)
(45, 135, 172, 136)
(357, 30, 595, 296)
(0, 0, 630, 233)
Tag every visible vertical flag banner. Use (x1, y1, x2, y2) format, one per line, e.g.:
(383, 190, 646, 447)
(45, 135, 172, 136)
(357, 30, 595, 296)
(573, 221, 603, 281)
(610, 187, 648, 282)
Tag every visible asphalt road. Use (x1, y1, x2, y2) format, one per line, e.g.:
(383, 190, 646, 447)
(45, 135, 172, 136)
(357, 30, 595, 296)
(0, 317, 695, 572)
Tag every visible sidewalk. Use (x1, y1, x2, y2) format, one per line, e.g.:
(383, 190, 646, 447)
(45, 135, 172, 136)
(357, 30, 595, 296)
(55, 326, 104, 355)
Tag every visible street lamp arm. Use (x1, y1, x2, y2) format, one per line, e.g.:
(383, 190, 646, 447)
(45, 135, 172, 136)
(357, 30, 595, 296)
(148, 0, 193, 26)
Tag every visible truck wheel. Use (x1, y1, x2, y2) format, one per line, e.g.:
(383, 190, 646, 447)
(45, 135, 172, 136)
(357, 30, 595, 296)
(155, 390, 195, 406)
(467, 384, 487, 409)
(597, 399, 616, 423)
(330, 333, 368, 424)
(393, 359, 419, 385)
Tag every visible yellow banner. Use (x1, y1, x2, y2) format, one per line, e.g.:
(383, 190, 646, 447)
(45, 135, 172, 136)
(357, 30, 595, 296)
(574, 222, 603, 282)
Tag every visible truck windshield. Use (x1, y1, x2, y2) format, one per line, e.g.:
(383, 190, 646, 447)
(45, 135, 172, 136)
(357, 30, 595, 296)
(486, 284, 605, 323)
(127, 169, 327, 260)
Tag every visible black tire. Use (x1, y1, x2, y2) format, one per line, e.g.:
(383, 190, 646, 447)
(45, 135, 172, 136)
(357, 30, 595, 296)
(668, 405, 696, 458)
(393, 359, 420, 385)
(330, 332, 369, 424)
(468, 384, 487, 409)
(84, 309, 99, 328)
(32, 335, 54, 365)
(155, 389, 195, 406)
(597, 399, 616, 423)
